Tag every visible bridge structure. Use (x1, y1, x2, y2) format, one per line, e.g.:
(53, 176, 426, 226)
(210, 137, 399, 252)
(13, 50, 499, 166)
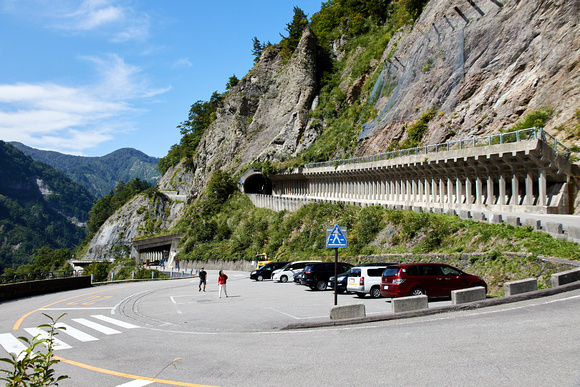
(243, 128, 580, 243)
(131, 233, 183, 267)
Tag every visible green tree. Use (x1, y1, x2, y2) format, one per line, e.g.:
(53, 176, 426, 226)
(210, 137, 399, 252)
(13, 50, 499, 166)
(280, 7, 309, 54)
(251, 36, 263, 61)
(226, 74, 239, 90)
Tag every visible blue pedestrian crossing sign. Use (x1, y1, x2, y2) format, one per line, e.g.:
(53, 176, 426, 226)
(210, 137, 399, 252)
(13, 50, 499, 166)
(326, 225, 347, 248)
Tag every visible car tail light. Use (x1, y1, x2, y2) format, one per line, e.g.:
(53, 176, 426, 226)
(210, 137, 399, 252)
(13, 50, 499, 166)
(360, 277, 364, 286)
(304, 270, 312, 275)
(392, 278, 405, 285)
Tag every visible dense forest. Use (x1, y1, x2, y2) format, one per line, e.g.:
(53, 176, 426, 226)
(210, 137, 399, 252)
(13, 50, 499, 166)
(0, 141, 94, 273)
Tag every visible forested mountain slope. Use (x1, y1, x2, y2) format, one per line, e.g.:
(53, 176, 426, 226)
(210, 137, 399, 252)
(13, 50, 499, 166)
(10, 142, 160, 198)
(0, 141, 93, 271)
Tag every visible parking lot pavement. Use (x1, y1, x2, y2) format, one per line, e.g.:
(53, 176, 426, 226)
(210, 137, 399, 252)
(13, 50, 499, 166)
(128, 270, 455, 333)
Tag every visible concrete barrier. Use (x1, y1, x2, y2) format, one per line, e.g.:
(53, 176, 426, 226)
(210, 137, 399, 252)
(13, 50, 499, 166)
(451, 286, 486, 305)
(551, 267, 580, 287)
(330, 303, 366, 320)
(506, 216, 521, 227)
(504, 278, 537, 296)
(0, 276, 92, 302)
(568, 226, 580, 241)
(525, 219, 542, 230)
(392, 295, 428, 313)
(545, 222, 563, 235)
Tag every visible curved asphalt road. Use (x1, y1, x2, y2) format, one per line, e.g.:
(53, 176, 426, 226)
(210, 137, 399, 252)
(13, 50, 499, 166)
(1, 270, 579, 386)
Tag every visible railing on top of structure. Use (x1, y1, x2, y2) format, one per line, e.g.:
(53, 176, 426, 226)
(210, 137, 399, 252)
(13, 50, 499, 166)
(304, 128, 572, 169)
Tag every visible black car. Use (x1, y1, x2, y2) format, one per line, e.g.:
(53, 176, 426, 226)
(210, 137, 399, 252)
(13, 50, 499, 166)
(301, 262, 353, 291)
(250, 261, 288, 281)
(328, 268, 352, 293)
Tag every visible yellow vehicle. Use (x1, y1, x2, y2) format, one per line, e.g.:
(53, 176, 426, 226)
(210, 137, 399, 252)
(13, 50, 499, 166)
(255, 253, 271, 269)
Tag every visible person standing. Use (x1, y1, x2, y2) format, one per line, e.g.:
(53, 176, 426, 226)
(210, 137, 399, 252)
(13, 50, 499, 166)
(199, 268, 207, 292)
(218, 270, 228, 298)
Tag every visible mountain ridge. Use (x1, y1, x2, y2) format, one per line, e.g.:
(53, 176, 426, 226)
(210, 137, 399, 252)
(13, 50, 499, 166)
(10, 142, 161, 198)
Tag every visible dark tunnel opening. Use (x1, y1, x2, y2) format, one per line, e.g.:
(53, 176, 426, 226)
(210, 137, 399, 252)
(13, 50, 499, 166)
(243, 174, 272, 195)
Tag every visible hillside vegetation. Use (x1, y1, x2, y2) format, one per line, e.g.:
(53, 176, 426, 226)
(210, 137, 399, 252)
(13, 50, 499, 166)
(0, 142, 93, 272)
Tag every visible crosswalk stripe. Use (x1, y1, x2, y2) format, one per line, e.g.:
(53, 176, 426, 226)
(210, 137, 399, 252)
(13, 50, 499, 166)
(92, 315, 139, 329)
(0, 333, 28, 359)
(72, 318, 122, 335)
(55, 323, 99, 342)
(23, 328, 72, 350)
(116, 379, 155, 387)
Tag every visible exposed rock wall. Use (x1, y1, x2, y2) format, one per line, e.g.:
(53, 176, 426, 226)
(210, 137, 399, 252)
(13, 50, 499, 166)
(357, 0, 579, 155)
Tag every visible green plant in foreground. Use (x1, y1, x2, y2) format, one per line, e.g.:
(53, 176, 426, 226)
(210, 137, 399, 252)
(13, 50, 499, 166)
(0, 313, 69, 386)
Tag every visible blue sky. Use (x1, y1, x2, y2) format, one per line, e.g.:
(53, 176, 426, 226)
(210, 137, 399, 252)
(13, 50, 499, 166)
(0, 0, 323, 158)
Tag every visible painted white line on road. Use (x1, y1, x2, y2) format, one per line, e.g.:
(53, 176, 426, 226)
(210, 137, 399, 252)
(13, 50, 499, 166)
(92, 315, 139, 329)
(42, 307, 114, 311)
(269, 308, 327, 320)
(116, 379, 154, 387)
(23, 327, 72, 350)
(169, 296, 183, 314)
(72, 318, 121, 335)
(0, 333, 28, 359)
(55, 323, 98, 342)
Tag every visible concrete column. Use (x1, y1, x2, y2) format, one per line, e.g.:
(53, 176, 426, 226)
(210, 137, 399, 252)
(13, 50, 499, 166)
(538, 167, 546, 206)
(447, 176, 454, 204)
(487, 172, 494, 205)
(439, 177, 445, 204)
(511, 173, 520, 206)
(499, 171, 506, 206)
(465, 174, 473, 204)
(425, 176, 431, 203)
(432, 177, 438, 203)
(476, 175, 483, 204)
(456, 174, 463, 204)
(418, 177, 424, 203)
(524, 171, 533, 205)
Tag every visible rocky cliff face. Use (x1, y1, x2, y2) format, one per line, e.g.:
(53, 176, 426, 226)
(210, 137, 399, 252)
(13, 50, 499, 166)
(163, 26, 319, 199)
(83, 27, 319, 259)
(83, 0, 579, 259)
(357, 0, 579, 154)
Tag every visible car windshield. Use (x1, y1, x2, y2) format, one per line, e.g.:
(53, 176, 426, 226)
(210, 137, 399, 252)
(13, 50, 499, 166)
(441, 265, 462, 276)
(382, 267, 400, 277)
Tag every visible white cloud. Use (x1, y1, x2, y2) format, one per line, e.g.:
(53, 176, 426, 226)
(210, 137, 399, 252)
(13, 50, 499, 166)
(0, 55, 170, 154)
(173, 58, 193, 68)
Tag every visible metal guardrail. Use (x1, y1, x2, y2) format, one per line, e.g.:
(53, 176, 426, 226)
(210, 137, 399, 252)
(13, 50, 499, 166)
(0, 270, 81, 285)
(305, 128, 572, 169)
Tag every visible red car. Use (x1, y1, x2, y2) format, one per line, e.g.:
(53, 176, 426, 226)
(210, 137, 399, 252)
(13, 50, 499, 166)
(380, 263, 487, 299)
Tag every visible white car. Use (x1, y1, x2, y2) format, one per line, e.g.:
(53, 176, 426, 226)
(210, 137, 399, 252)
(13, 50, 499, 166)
(347, 263, 394, 298)
(271, 260, 321, 283)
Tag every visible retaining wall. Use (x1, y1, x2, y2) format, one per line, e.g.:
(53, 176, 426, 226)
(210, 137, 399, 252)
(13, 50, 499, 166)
(0, 276, 92, 303)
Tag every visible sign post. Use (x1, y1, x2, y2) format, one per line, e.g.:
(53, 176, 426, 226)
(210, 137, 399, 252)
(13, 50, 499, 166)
(326, 225, 347, 306)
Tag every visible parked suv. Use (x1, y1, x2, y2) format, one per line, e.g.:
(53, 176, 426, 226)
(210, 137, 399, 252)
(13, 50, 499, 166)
(250, 261, 288, 281)
(380, 263, 487, 299)
(347, 263, 394, 298)
(301, 262, 353, 291)
(272, 260, 321, 283)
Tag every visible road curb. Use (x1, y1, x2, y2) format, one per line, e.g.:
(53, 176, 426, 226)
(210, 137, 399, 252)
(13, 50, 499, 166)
(280, 281, 580, 330)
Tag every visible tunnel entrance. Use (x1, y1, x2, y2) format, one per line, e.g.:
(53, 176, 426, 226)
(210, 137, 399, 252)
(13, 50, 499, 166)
(243, 173, 272, 195)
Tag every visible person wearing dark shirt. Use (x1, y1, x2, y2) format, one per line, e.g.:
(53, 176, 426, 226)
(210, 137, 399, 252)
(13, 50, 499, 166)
(199, 268, 207, 292)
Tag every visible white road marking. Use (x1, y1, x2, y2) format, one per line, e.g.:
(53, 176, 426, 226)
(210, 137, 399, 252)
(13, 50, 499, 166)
(116, 379, 154, 387)
(72, 318, 122, 335)
(0, 333, 28, 359)
(23, 327, 72, 350)
(92, 315, 139, 329)
(55, 323, 98, 342)
(269, 308, 327, 320)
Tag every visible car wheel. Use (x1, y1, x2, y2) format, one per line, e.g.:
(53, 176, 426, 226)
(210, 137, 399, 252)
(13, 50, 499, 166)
(257, 275, 264, 281)
(316, 280, 327, 291)
(280, 275, 288, 283)
(410, 287, 425, 296)
(356, 292, 366, 298)
(369, 286, 381, 298)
